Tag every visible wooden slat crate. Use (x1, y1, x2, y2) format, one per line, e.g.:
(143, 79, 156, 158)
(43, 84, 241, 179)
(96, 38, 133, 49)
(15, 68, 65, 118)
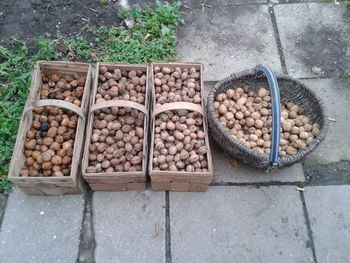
(149, 62, 213, 192)
(82, 63, 149, 191)
(8, 61, 92, 195)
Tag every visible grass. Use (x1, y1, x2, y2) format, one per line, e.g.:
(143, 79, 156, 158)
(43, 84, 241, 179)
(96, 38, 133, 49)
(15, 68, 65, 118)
(0, 1, 181, 193)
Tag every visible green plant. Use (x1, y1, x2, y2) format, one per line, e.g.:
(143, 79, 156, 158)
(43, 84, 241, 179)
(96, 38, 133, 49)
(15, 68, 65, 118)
(94, 1, 181, 63)
(100, 0, 109, 5)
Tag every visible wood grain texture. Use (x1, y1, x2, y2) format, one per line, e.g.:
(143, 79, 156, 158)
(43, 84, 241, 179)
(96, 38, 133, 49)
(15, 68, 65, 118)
(82, 63, 149, 191)
(149, 62, 213, 192)
(8, 61, 91, 195)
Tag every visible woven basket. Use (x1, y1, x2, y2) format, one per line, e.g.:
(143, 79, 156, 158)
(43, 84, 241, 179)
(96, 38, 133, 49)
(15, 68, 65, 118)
(206, 66, 329, 170)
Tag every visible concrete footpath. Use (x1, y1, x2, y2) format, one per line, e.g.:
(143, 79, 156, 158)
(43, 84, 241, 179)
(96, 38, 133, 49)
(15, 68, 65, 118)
(0, 1, 349, 263)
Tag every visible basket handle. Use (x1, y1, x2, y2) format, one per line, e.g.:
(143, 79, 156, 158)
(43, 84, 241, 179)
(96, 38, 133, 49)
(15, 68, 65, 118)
(152, 102, 204, 118)
(256, 65, 281, 168)
(24, 99, 85, 120)
(89, 100, 148, 117)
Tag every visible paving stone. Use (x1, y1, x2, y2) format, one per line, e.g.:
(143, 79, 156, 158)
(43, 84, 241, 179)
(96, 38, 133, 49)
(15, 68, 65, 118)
(170, 186, 313, 263)
(0, 188, 84, 263)
(177, 4, 282, 81)
(271, 0, 323, 3)
(274, 3, 350, 78)
(210, 136, 305, 183)
(183, 0, 267, 6)
(93, 191, 165, 263)
(304, 185, 350, 263)
(302, 78, 350, 165)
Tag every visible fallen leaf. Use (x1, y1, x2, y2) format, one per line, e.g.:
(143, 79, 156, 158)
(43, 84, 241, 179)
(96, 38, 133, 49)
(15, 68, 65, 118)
(230, 159, 238, 168)
(124, 18, 135, 28)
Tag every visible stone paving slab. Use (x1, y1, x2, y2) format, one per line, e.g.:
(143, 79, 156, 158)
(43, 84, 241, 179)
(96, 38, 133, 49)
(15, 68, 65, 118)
(0, 188, 84, 263)
(183, 0, 267, 6)
(304, 185, 350, 263)
(302, 78, 350, 165)
(177, 4, 282, 81)
(93, 191, 165, 263)
(274, 3, 350, 78)
(170, 186, 313, 263)
(210, 136, 305, 183)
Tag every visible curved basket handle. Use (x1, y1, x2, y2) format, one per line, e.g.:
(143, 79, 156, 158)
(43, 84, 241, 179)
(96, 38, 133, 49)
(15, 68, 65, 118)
(24, 99, 85, 120)
(90, 100, 148, 118)
(256, 65, 281, 168)
(152, 102, 204, 118)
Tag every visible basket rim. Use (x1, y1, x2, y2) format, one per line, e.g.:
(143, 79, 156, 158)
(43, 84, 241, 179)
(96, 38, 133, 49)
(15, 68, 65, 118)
(206, 68, 329, 168)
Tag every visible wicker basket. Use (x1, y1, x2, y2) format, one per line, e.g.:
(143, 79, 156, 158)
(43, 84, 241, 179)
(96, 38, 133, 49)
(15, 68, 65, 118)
(206, 66, 328, 170)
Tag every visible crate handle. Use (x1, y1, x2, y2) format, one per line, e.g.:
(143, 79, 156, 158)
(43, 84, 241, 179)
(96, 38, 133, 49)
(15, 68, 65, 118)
(89, 100, 148, 117)
(24, 99, 85, 120)
(152, 102, 204, 118)
(256, 65, 281, 168)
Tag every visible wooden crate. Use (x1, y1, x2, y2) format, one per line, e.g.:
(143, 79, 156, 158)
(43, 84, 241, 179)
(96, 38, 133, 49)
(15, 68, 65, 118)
(149, 62, 213, 192)
(82, 63, 149, 191)
(8, 61, 92, 195)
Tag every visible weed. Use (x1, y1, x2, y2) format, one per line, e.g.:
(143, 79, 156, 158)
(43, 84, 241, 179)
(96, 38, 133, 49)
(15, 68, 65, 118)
(93, 1, 181, 63)
(100, 0, 109, 5)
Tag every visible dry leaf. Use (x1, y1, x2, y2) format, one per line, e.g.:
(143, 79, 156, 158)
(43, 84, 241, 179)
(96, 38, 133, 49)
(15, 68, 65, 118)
(230, 159, 238, 168)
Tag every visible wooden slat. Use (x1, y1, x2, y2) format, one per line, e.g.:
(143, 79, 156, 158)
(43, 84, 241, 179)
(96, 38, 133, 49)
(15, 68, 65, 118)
(8, 61, 91, 195)
(82, 63, 149, 191)
(149, 62, 213, 192)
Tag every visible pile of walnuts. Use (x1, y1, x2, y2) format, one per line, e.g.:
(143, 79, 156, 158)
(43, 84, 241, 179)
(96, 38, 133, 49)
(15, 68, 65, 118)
(152, 66, 209, 172)
(20, 72, 85, 177)
(40, 73, 85, 107)
(86, 66, 147, 173)
(214, 87, 320, 156)
(153, 66, 201, 106)
(96, 66, 146, 105)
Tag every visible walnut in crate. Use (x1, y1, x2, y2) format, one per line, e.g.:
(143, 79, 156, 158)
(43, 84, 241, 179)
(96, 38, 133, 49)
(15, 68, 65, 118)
(152, 110, 208, 172)
(20, 107, 77, 177)
(86, 107, 144, 173)
(214, 87, 320, 156)
(96, 66, 147, 105)
(40, 72, 86, 107)
(153, 66, 201, 105)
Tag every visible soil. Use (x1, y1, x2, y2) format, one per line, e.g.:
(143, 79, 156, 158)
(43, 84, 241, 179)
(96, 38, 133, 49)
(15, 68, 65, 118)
(0, 0, 154, 46)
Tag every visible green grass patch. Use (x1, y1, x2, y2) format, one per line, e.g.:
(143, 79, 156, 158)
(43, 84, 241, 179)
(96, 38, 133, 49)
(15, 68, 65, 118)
(0, 1, 181, 193)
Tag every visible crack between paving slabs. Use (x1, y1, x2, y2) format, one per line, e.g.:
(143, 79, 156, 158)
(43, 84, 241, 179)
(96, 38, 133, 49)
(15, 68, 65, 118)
(299, 191, 318, 263)
(269, 5, 288, 75)
(77, 187, 96, 263)
(0, 193, 8, 232)
(165, 191, 172, 263)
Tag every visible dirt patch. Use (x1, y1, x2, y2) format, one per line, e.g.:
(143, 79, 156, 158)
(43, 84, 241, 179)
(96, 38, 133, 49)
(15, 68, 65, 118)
(298, 26, 350, 80)
(303, 161, 350, 186)
(0, 0, 153, 46)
